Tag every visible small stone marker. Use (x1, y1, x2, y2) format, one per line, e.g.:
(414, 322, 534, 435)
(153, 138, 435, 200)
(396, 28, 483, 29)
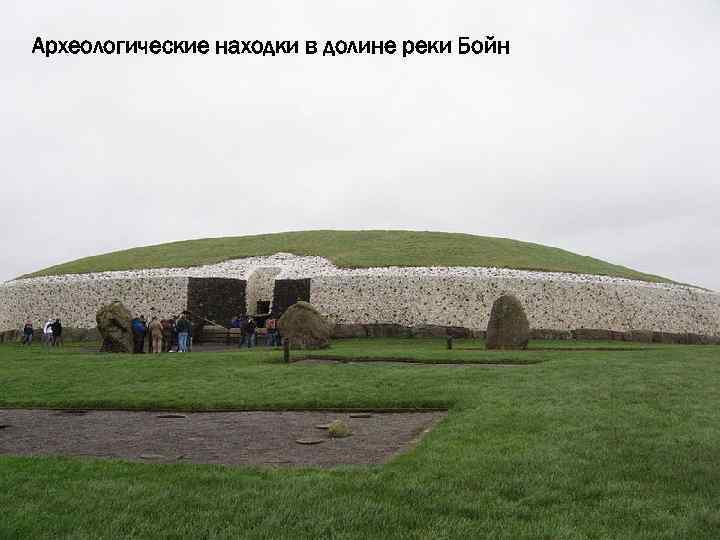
(295, 438, 326, 445)
(283, 338, 290, 362)
(328, 419, 352, 438)
(485, 294, 530, 350)
(315, 423, 332, 430)
(349, 413, 372, 418)
(139, 454, 166, 460)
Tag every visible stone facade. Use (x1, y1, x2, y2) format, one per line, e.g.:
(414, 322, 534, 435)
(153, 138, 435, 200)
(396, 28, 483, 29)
(187, 278, 246, 326)
(0, 276, 188, 330)
(1, 253, 718, 339)
(309, 274, 720, 335)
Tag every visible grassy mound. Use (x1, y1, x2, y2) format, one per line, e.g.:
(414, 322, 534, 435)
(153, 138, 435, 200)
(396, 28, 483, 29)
(23, 230, 671, 283)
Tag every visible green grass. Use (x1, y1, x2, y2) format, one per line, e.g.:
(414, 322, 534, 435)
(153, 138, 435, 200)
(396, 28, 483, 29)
(22, 230, 673, 283)
(2, 339, 720, 538)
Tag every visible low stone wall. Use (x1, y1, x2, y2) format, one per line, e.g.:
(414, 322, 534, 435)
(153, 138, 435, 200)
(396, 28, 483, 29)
(329, 324, 720, 344)
(0, 327, 101, 343)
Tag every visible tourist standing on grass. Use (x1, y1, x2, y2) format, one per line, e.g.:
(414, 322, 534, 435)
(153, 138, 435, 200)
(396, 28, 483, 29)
(148, 316, 163, 354)
(50, 319, 63, 346)
(246, 317, 257, 348)
(176, 314, 191, 353)
(186, 313, 193, 352)
(43, 318, 54, 347)
(131, 316, 146, 354)
(140, 316, 147, 352)
(238, 316, 256, 348)
(266, 317, 279, 347)
(161, 318, 175, 352)
(22, 320, 34, 345)
(238, 315, 248, 348)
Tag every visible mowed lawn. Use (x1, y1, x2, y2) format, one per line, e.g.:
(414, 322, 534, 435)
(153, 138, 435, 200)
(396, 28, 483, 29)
(1, 339, 720, 538)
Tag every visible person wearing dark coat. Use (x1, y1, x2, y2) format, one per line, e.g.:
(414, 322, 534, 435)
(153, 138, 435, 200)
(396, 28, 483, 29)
(239, 317, 256, 348)
(175, 315, 191, 353)
(50, 319, 63, 347)
(22, 320, 34, 345)
(161, 318, 175, 352)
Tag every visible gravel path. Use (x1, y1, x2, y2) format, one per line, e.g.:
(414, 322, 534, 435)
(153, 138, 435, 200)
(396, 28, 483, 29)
(0, 409, 446, 468)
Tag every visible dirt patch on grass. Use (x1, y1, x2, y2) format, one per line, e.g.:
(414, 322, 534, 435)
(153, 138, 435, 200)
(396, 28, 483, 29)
(295, 356, 540, 367)
(0, 409, 445, 468)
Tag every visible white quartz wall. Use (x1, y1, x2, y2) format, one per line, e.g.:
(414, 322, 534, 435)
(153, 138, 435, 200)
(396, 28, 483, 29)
(0, 277, 188, 330)
(309, 275, 720, 334)
(1, 254, 718, 336)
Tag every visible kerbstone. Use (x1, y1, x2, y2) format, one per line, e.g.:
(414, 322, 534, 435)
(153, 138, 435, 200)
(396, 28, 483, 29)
(278, 301, 331, 350)
(96, 301, 133, 353)
(486, 295, 530, 350)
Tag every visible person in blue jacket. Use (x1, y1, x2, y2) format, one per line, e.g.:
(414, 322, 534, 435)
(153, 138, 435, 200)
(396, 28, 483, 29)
(131, 316, 147, 353)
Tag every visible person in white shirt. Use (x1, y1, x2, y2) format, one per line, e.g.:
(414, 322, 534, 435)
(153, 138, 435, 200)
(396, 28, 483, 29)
(43, 319, 54, 347)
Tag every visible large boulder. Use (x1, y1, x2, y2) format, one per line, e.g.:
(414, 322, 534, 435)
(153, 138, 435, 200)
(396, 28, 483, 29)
(486, 295, 530, 350)
(278, 301, 331, 350)
(96, 301, 133, 353)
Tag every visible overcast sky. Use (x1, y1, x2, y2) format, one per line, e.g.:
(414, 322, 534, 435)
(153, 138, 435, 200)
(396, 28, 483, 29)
(2, 1, 718, 289)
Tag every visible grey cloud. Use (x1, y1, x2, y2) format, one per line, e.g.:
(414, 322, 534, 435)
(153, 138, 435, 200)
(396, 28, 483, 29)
(1, 0, 718, 289)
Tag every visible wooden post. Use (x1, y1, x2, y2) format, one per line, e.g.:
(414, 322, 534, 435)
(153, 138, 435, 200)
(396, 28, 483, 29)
(446, 337, 453, 350)
(283, 338, 290, 363)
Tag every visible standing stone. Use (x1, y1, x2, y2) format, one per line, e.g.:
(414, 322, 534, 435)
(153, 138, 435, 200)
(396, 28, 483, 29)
(486, 295, 530, 350)
(277, 301, 331, 350)
(96, 301, 133, 353)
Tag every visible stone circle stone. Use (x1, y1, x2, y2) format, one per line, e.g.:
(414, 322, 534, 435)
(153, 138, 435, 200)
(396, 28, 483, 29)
(278, 301, 331, 350)
(486, 294, 530, 350)
(96, 301, 133, 353)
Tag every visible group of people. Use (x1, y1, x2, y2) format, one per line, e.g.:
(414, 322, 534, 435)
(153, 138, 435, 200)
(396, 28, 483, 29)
(230, 315, 281, 348)
(21, 318, 63, 346)
(19, 311, 281, 351)
(130, 312, 193, 354)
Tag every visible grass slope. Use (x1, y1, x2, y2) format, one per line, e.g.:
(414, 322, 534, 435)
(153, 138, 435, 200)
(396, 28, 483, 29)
(23, 230, 672, 283)
(2, 339, 720, 538)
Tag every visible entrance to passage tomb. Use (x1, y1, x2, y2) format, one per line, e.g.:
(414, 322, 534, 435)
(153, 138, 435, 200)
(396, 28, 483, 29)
(246, 267, 282, 315)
